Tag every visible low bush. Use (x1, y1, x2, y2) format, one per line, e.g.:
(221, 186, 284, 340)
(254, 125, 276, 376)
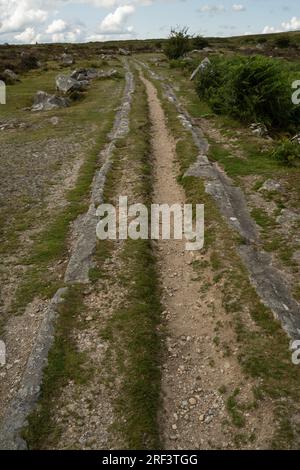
(164, 27, 190, 60)
(192, 35, 209, 50)
(271, 140, 300, 166)
(19, 53, 39, 72)
(195, 55, 300, 131)
(275, 36, 291, 48)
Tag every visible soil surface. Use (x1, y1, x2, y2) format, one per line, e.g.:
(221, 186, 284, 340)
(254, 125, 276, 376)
(141, 75, 273, 449)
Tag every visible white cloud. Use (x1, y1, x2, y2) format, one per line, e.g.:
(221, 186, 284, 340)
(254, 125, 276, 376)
(198, 4, 225, 14)
(232, 4, 245, 12)
(14, 26, 41, 43)
(262, 16, 300, 35)
(281, 16, 300, 31)
(262, 25, 279, 34)
(98, 5, 135, 34)
(46, 19, 67, 34)
(51, 27, 82, 43)
(0, 1, 48, 33)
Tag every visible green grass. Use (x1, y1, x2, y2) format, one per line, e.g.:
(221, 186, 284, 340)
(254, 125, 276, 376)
(226, 389, 246, 428)
(96, 72, 162, 449)
(209, 140, 281, 178)
(102, 238, 162, 449)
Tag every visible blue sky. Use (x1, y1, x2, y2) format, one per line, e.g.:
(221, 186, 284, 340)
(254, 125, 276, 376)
(0, 0, 299, 44)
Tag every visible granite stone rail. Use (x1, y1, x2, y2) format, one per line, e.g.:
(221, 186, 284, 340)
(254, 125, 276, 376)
(0, 61, 134, 450)
(139, 60, 300, 341)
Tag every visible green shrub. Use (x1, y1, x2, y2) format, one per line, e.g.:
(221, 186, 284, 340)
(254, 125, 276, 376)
(257, 37, 267, 44)
(271, 140, 300, 166)
(164, 27, 190, 60)
(20, 53, 39, 71)
(195, 55, 298, 130)
(192, 35, 209, 50)
(275, 36, 291, 48)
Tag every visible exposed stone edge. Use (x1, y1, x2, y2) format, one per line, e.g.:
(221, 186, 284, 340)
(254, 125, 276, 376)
(0, 61, 134, 450)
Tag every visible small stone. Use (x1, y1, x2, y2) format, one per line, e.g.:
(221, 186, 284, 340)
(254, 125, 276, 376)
(172, 424, 177, 430)
(259, 178, 282, 193)
(189, 397, 197, 405)
(50, 116, 59, 126)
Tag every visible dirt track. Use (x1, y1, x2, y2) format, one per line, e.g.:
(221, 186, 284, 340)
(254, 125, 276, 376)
(141, 75, 274, 449)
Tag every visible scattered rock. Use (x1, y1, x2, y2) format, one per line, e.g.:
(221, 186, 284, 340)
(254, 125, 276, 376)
(99, 53, 114, 60)
(61, 53, 74, 65)
(249, 122, 269, 138)
(56, 74, 88, 94)
(68, 68, 117, 86)
(31, 91, 70, 112)
(190, 57, 211, 81)
(291, 134, 300, 145)
(3, 69, 20, 83)
(98, 69, 118, 79)
(71, 68, 97, 81)
(118, 48, 130, 56)
(292, 251, 300, 264)
(276, 209, 300, 226)
(49, 116, 59, 126)
(204, 415, 213, 424)
(0, 119, 28, 131)
(259, 179, 282, 193)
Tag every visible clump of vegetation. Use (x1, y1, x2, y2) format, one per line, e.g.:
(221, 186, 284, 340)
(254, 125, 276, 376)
(164, 26, 190, 59)
(257, 37, 267, 44)
(20, 53, 40, 71)
(195, 55, 300, 130)
(192, 35, 209, 49)
(274, 36, 291, 48)
(271, 139, 300, 166)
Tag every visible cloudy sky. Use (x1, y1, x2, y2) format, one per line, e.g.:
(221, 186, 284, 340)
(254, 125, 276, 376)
(0, 0, 299, 44)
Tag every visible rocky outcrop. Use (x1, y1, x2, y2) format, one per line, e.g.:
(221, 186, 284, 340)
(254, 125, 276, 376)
(190, 57, 211, 81)
(31, 91, 70, 112)
(3, 69, 20, 83)
(249, 122, 269, 138)
(55, 74, 88, 94)
(61, 53, 74, 65)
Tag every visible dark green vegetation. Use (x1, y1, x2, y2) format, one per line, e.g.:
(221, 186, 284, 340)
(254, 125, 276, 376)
(164, 27, 191, 60)
(272, 139, 300, 166)
(195, 55, 300, 131)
